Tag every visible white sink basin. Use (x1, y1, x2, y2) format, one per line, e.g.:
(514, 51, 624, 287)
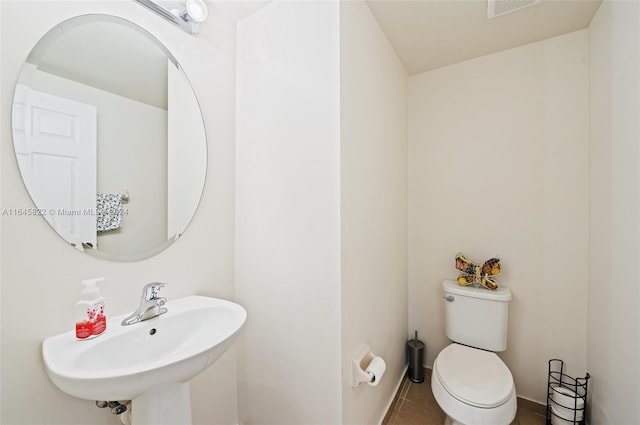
(42, 295, 246, 415)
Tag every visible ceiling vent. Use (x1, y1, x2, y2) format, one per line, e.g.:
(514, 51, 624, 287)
(487, 0, 541, 19)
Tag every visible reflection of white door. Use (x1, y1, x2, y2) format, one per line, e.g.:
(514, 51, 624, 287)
(12, 85, 97, 249)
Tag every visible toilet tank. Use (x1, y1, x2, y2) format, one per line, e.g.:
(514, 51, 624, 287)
(442, 279, 512, 352)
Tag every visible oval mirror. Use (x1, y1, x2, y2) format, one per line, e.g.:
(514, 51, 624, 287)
(11, 14, 207, 262)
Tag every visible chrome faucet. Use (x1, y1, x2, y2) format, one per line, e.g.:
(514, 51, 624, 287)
(121, 282, 168, 326)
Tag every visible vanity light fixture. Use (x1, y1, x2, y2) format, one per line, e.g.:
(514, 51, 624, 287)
(133, 0, 209, 34)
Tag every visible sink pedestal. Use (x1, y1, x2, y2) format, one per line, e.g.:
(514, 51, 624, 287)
(131, 383, 192, 425)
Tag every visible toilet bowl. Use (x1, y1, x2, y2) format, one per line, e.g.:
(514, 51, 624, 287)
(433, 280, 515, 425)
(431, 343, 517, 425)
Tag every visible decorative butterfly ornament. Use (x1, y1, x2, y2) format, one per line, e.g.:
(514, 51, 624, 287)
(455, 253, 501, 290)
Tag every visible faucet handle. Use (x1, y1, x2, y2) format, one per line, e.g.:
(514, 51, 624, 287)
(142, 282, 167, 301)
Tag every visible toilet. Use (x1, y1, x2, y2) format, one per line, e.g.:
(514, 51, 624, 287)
(431, 280, 517, 425)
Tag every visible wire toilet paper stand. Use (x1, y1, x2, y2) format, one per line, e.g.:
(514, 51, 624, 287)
(546, 359, 590, 425)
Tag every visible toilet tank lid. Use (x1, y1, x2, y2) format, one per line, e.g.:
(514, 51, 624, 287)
(443, 280, 512, 301)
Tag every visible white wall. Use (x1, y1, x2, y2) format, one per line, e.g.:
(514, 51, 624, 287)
(588, 1, 640, 423)
(339, 2, 408, 423)
(235, 1, 343, 423)
(0, 1, 238, 424)
(408, 30, 589, 403)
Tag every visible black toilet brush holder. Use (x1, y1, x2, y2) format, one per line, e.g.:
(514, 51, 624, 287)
(407, 330, 425, 383)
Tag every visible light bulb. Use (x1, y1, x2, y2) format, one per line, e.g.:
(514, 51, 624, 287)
(185, 0, 208, 23)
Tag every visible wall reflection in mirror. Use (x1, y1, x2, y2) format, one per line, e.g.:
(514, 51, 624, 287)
(11, 14, 207, 262)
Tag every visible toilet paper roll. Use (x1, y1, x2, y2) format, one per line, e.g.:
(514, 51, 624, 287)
(365, 356, 386, 386)
(551, 386, 584, 422)
(551, 406, 582, 425)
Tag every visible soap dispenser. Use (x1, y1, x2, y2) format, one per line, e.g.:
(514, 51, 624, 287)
(75, 278, 106, 340)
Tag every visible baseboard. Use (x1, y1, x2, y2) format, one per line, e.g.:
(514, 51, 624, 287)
(378, 364, 408, 425)
(517, 395, 547, 416)
(424, 365, 432, 378)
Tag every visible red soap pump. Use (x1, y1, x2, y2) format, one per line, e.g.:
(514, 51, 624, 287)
(75, 278, 106, 340)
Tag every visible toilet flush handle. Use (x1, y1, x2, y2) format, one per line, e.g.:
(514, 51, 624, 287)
(443, 295, 454, 302)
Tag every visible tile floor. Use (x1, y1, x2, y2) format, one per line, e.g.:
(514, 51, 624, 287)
(382, 374, 547, 425)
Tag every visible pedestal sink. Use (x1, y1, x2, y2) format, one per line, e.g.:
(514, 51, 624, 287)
(42, 296, 246, 425)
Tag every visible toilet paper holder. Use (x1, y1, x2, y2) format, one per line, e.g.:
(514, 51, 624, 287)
(352, 345, 386, 387)
(546, 359, 590, 425)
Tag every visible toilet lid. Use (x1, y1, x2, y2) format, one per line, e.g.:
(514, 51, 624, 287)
(435, 344, 514, 408)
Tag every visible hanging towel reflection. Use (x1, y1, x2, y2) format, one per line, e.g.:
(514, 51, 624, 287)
(96, 193, 123, 232)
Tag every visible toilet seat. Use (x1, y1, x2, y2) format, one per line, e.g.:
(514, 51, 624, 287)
(434, 343, 514, 408)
